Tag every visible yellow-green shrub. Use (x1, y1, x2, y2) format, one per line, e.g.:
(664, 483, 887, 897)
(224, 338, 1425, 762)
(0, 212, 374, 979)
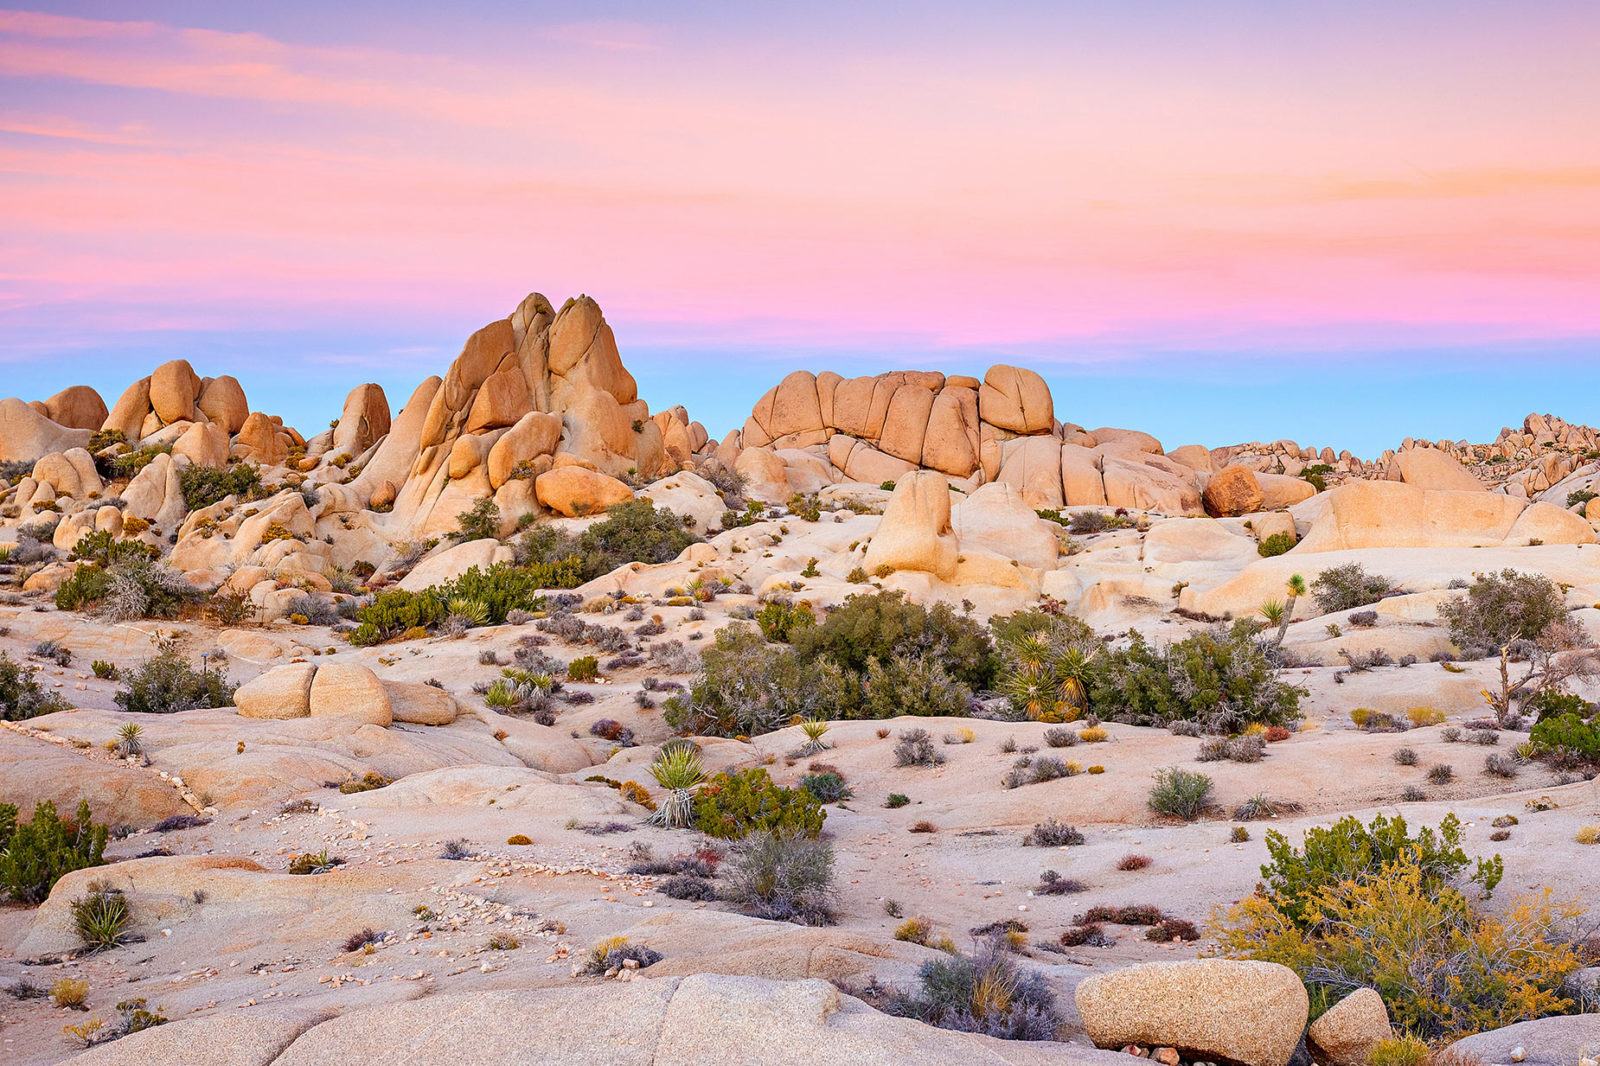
(1212, 858, 1582, 1040)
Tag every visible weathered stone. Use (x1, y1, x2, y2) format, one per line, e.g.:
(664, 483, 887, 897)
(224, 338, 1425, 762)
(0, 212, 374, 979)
(308, 663, 393, 727)
(1074, 959, 1308, 1066)
(1306, 988, 1392, 1066)
(235, 663, 316, 720)
(1203, 465, 1265, 517)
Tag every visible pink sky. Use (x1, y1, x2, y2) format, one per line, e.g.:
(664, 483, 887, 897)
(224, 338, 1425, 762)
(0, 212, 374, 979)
(2, 3, 1598, 375)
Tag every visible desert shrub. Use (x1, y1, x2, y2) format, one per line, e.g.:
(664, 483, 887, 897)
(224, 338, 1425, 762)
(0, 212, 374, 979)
(1091, 622, 1304, 734)
(0, 651, 70, 721)
(1042, 726, 1077, 748)
(338, 772, 391, 794)
(791, 590, 997, 692)
(567, 655, 599, 682)
(1525, 687, 1592, 723)
(720, 829, 836, 925)
(287, 850, 343, 875)
(663, 626, 828, 736)
(692, 768, 825, 840)
(870, 652, 976, 719)
(1531, 713, 1600, 761)
(755, 597, 815, 642)
(518, 500, 700, 581)
(1067, 510, 1109, 534)
(1197, 734, 1266, 763)
(882, 937, 1063, 1040)
(1257, 532, 1296, 557)
(1311, 563, 1391, 614)
(1257, 812, 1501, 928)
(1347, 609, 1378, 628)
(110, 442, 172, 479)
(1022, 818, 1084, 847)
(454, 498, 501, 542)
(0, 800, 107, 904)
(1059, 923, 1114, 948)
(800, 771, 852, 804)
(1577, 826, 1600, 845)
(1440, 568, 1571, 657)
(893, 727, 945, 768)
(1393, 747, 1419, 766)
(1117, 854, 1153, 871)
(1427, 763, 1455, 784)
(1214, 857, 1580, 1040)
(1233, 792, 1305, 821)
(178, 462, 262, 511)
(1483, 753, 1518, 778)
(1147, 767, 1213, 820)
(114, 635, 234, 714)
(1407, 706, 1447, 727)
(284, 593, 339, 627)
(1145, 917, 1200, 941)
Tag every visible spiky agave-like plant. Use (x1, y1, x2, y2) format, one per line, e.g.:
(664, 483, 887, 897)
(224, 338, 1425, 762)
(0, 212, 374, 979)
(114, 722, 143, 758)
(1000, 661, 1054, 720)
(1051, 642, 1100, 720)
(646, 746, 706, 828)
(796, 717, 830, 756)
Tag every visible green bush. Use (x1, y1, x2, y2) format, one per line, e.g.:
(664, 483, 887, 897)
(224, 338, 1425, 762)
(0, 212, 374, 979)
(454, 498, 501, 542)
(567, 655, 599, 682)
(114, 635, 236, 714)
(0, 652, 70, 721)
(755, 598, 815, 643)
(1258, 812, 1501, 928)
(1091, 621, 1304, 733)
(68, 530, 156, 567)
(110, 443, 172, 479)
(1257, 532, 1297, 557)
(1439, 568, 1570, 656)
(71, 886, 130, 951)
(993, 611, 1100, 721)
(178, 462, 262, 511)
(57, 558, 199, 621)
(860, 653, 971, 718)
(692, 768, 825, 839)
(791, 591, 996, 691)
(0, 800, 107, 904)
(517, 499, 700, 581)
(54, 564, 112, 612)
(1310, 562, 1391, 614)
(349, 562, 569, 644)
(349, 588, 449, 645)
(1215, 856, 1580, 1041)
(1531, 713, 1600, 760)
(1526, 687, 1592, 723)
(664, 626, 830, 736)
(1567, 488, 1596, 510)
(1147, 767, 1214, 821)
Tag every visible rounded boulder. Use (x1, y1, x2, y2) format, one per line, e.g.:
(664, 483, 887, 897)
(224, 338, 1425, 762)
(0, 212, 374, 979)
(1074, 958, 1308, 1066)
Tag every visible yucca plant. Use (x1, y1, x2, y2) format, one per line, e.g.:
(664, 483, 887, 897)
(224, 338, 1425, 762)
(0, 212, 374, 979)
(1259, 599, 1286, 627)
(113, 722, 143, 758)
(1051, 643, 1099, 719)
(71, 886, 130, 951)
(1000, 661, 1054, 720)
(646, 746, 706, 828)
(796, 718, 830, 755)
(1009, 633, 1053, 673)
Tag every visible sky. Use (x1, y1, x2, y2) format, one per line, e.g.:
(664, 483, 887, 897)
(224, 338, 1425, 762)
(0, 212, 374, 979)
(1, 2, 1597, 457)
